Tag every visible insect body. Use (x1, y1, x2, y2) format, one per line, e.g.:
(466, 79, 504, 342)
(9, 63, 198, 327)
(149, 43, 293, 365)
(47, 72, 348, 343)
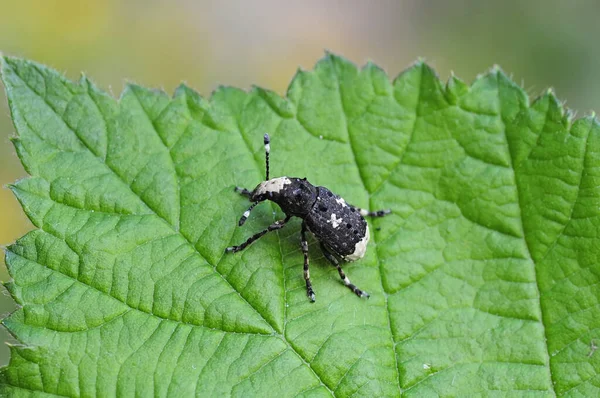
(226, 133, 390, 302)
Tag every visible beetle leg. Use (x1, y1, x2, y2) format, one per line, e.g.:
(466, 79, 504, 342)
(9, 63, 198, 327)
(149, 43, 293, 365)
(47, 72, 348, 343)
(301, 221, 315, 302)
(226, 216, 291, 253)
(237, 202, 259, 226)
(358, 208, 391, 217)
(319, 243, 369, 299)
(234, 186, 252, 198)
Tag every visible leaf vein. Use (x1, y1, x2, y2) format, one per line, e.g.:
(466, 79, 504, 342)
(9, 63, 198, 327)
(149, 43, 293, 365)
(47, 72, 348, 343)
(496, 72, 556, 395)
(8, 65, 275, 334)
(130, 88, 182, 231)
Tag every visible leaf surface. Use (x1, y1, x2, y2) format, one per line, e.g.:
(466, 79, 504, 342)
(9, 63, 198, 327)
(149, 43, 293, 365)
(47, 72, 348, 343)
(1, 54, 599, 397)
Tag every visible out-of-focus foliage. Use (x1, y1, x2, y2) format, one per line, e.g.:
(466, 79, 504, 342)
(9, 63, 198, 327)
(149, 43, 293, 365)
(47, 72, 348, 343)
(1, 0, 599, 367)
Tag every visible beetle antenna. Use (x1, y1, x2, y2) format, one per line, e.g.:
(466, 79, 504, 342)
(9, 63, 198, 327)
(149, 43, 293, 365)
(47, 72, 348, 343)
(264, 133, 270, 181)
(239, 202, 259, 226)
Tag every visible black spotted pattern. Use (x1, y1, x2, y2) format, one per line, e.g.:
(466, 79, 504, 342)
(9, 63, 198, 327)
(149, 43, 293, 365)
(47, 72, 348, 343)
(304, 186, 367, 259)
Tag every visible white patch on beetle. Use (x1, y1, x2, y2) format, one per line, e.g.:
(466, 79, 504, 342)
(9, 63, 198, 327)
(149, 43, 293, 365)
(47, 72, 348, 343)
(343, 276, 350, 286)
(329, 213, 342, 228)
(255, 177, 291, 195)
(344, 225, 370, 261)
(335, 197, 347, 207)
(359, 208, 369, 217)
(265, 143, 271, 153)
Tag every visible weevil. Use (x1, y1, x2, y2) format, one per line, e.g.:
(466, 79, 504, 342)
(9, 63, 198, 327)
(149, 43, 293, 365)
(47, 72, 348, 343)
(226, 133, 390, 302)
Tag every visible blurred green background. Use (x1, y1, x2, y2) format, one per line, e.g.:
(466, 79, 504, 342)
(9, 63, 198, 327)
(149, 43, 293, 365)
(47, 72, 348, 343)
(1, 0, 599, 366)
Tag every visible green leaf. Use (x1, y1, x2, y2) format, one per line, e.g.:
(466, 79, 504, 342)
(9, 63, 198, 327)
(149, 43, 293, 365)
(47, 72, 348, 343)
(1, 53, 599, 397)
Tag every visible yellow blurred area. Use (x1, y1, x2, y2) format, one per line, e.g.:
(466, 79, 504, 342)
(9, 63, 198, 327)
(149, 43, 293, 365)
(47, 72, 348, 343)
(1, 0, 600, 366)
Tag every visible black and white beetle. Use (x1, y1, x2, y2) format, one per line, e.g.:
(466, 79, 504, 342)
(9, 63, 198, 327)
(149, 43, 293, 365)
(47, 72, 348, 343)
(226, 133, 390, 302)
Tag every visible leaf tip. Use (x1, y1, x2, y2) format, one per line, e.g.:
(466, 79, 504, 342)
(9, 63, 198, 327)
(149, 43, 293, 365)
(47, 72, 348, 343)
(446, 73, 468, 101)
(490, 64, 503, 74)
(78, 73, 96, 91)
(415, 56, 425, 64)
(412, 57, 428, 70)
(546, 88, 563, 108)
(0, 243, 9, 259)
(2, 247, 18, 276)
(250, 84, 268, 97)
(0, 53, 12, 82)
(291, 66, 307, 83)
(323, 48, 342, 61)
(1, 55, 31, 79)
(4, 183, 17, 194)
(489, 64, 511, 83)
(363, 59, 387, 77)
(175, 82, 191, 96)
(412, 58, 438, 77)
(5, 178, 30, 200)
(1, 280, 16, 301)
(123, 81, 141, 94)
